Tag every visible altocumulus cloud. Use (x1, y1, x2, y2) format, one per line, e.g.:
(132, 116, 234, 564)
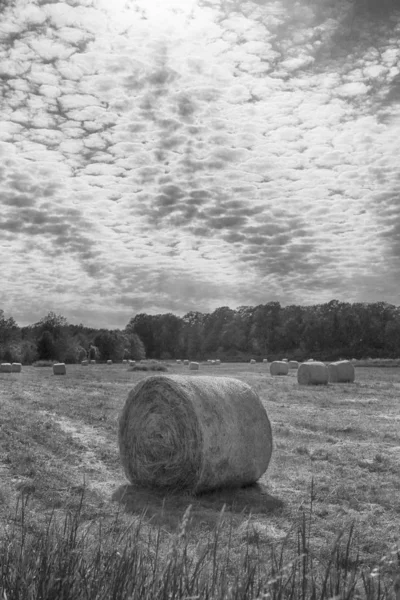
(1, 0, 400, 327)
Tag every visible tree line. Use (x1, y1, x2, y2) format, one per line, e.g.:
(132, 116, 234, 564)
(1, 300, 400, 364)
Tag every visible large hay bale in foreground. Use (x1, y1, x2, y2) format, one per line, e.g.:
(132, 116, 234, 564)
(53, 363, 66, 375)
(270, 361, 289, 376)
(0, 363, 12, 373)
(189, 361, 199, 370)
(11, 363, 22, 373)
(288, 360, 299, 369)
(328, 360, 355, 383)
(118, 375, 273, 493)
(298, 362, 328, 385)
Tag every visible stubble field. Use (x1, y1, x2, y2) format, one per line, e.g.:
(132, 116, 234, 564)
(0, 361, 399, 598)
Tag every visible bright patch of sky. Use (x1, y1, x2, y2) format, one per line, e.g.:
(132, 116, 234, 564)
(1, 0, 400, 327)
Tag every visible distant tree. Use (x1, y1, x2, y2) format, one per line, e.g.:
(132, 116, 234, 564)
(124, 332, 146, 360)
(93, 330, 126, 362)
(37, 331, 57, 360)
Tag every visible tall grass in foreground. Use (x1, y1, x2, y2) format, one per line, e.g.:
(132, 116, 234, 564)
(1, 492, 398, 600)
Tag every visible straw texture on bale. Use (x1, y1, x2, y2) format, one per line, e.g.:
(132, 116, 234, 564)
(297, 362, 328, 385)
(270, 361, 289, 376)
(11, 363, 22, 372)
(53, 363, 66, 375)
(288, 360, 299, 369)
(328, 360, 355, 383)
(189, 361, 199, 370)
(118, 375, 273, 493)
(0, 363, 12, 373)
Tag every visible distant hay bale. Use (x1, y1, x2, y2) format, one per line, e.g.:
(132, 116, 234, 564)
(129, 360, 136, 366)
(122, 359, 127, 364)
(263, 358, 268, 363)
(270, 361, 289, 376)
(53, 363, 66, 375)
(282, 358, 288, 362)
(118, 374, 273, 493)
(107, 360, 113, 365)
(90, 360, 96, 364)
(0, 363, 12, 373)
(328, 360, 355, 383)
(81, 360, 89, 366)
(176, 359, 182, 364)
(183, 359, 190, 366)
(297, 362, 328, 386)
(11, 363, 22, 373)
(288, 360, 299, 369)
(215, 359, 221, 365)
(189, 361, 199, 370)
(250, 359, 256, 364)
(307, 358, 314, 362)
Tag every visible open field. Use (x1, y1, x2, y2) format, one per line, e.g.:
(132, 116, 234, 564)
(0, 361, 399, 598)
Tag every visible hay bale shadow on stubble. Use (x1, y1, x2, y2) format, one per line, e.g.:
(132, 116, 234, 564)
(112, 482, 284, 530)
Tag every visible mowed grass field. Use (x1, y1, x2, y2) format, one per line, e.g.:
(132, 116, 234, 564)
(0, 361, 399, 597)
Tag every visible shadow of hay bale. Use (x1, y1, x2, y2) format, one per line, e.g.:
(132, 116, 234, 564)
(112, 482, 283, 530)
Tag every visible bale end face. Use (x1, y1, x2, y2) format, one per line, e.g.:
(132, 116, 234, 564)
(297, 362, 328, 385)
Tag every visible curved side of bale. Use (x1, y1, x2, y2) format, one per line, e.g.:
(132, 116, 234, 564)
(270, 361, 289, 376)
(53, 363, 66, 375)
(118, 375, 273, 494)
(189, 361, 199, 370)
(288, 360, 298, 369)
(297, 362, 328, 385)
(328, 360, 355, 383)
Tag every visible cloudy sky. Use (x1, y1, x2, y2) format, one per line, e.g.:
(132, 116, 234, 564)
(1, 0, 400, 328)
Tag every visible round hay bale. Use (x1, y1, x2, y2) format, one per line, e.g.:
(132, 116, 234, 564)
(0, 363, 12, 373)
(129, 360, 136, 366)
(53, 363, 66, 375)
(282, 358, 288, 362)
(263, 359, 268, 363)
(288, 360, 299, 369)
(183, 359, 190, 366)
(328, 360, 355, 383)
(107, 359, 113, 365)
(250, 359, 256, 364)
(270, 361, 289, 376)
(11, 363, 22, 373)
(81, 360, 89, 366)
(176, 359, 182, 364)
(215, 359, 221, 365)
(90, 359, 96, 364)
(118, 374, 273, 493)
(189, 361, 199, 370)
(122, 359, 127, 364)
(298, 362, 328, 385)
